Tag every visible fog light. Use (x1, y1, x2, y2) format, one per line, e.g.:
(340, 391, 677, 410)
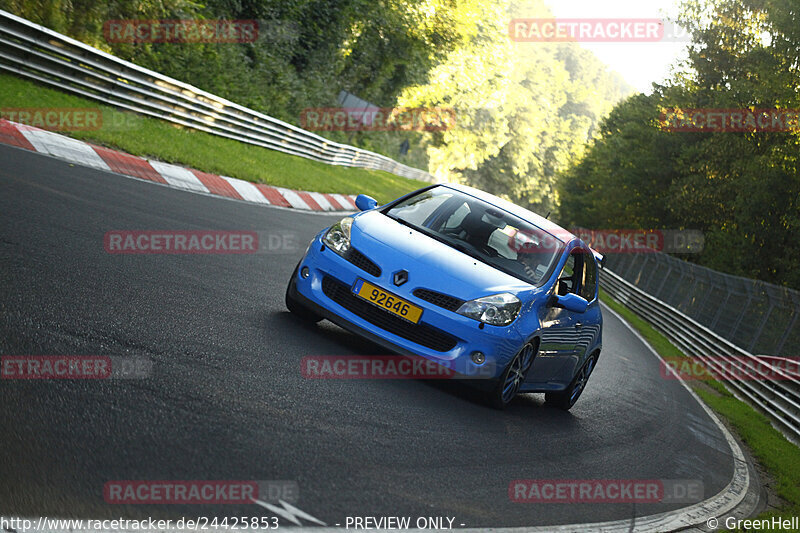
(471, 351, 486, 365)
(300, 266, 310, 279)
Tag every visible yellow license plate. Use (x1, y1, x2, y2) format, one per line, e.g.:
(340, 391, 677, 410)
(353, 279, 423, 323)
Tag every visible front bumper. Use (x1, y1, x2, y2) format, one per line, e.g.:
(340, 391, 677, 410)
(292, 235, 526, 380)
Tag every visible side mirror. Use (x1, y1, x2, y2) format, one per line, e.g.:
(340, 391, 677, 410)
(355, 194, 378, 211)
(553, 293, 589, 313)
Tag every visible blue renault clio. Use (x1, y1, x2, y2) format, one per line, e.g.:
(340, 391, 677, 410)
(286, 184, 603, 409)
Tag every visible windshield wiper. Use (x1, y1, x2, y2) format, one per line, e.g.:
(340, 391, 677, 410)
(445, 240, 485, 262)
(389, 215, 418, 232)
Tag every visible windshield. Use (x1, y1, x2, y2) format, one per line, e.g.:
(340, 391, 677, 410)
(384, 187, 564, 286)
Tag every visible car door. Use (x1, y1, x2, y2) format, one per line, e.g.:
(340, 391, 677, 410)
(529, 248, 584, 386)
(575, 246, 602, 363)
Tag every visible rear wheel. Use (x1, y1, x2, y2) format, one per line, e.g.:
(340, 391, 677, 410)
(546, 354, 596, 411)
(285, 264, 322, 323)
(489, 342, 537, 409)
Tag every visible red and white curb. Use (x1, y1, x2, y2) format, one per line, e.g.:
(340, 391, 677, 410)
(0, 119, 359, 212)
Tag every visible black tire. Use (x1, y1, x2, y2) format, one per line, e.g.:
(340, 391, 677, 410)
(285, 265, 322, 323)
(546, 353, 597, 411)
(488, 342, 537, 410)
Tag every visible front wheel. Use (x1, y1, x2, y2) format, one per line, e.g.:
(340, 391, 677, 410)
(488, 342, 537, 409)
(546, 354, 597, 411)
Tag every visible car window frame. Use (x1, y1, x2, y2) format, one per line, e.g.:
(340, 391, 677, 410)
(580, 246, 598, 303)
(555, 248, 586, 297)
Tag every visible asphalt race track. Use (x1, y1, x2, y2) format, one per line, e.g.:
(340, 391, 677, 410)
(0, 143, 737, 528)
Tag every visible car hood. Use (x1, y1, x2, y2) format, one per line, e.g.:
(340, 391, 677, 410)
(349, 210, 537, 301)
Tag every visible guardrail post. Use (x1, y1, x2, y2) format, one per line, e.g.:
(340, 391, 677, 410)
(748, 303, 775, 353)
(710, 291, 731, 329)
(730, 291, 754, 340)
(775, 311, 798, 355)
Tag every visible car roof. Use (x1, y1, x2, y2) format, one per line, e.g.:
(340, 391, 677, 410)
(439, 183, 577, 244)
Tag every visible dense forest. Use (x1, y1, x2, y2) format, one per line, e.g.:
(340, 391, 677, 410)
(558, 0, 800, 290)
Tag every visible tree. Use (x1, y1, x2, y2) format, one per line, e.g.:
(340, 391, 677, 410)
(398, 0, 632, 214)
(557, 0, 800, 289)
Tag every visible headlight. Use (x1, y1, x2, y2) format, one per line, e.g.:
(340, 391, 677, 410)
(457, 293, 521, 326)
(323, 217, 354, 255)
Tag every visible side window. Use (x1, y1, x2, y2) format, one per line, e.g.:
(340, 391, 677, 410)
(556, 251, 584, 296)
(581, 249, 597, 301)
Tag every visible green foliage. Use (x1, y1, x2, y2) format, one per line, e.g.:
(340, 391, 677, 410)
(0, 0, 479, 123)
(558, 0, 800, 290)
(399, 0, 632, 215)
(558, 91, 685, 230)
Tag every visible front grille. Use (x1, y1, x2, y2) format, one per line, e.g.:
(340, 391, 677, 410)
(344, 248, 381, 277)
(413, 288, 465, 312)
(321, 276, 458, 352)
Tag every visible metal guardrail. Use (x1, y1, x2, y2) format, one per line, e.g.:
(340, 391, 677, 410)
(0, 9, 435, 183)
(602, 267, 800, 444)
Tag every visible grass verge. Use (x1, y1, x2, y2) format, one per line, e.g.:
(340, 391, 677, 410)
(600, 288, 800, 531)
(0, 73, 429, 204)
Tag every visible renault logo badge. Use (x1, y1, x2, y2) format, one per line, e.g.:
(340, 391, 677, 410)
(393, 270, 408, 286)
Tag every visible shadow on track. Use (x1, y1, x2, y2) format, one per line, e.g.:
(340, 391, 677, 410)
(274, 309, 581, 425)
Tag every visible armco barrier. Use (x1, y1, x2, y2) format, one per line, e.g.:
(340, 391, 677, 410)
(602, 267, 800, 443)
(0, 10, 435, 183)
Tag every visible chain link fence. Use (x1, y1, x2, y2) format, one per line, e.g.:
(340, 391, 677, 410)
(604, 252, 800, 357)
